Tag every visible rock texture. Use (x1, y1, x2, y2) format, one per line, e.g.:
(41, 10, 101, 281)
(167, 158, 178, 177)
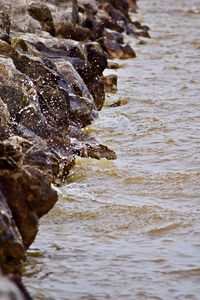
(0, 0, 149, 297)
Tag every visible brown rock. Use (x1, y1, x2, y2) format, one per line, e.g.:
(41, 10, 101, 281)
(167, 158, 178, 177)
(77, 0, 98, 15)
(0, 39, 18, 59)
(103, 30, 124, 44)
(0, 5, 11, 43)
(28, 3, 55, 36)
(0, 190, 25, 275)
(0, 98, 11, 140)
(52, 58, 94, 127)
(103, 74, 118, 93)
(97, 11, 124, 33)
(121, 44, 136, 59)
(100, 37, 125, 58)
(127, 0, 138, 13)
(107, 61, 121, 69)
(56, 21, 91, 41)
(69, 137, 117, 160)
(85, 143, 117, 160)
(109, 97, 129, 107)
(102, 2, 127, 28)
(136, 30, 151, 38)
(0, 139, 58, 249)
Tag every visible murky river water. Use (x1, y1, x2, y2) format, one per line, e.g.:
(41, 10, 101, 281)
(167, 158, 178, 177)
(23, 0, 200, 299)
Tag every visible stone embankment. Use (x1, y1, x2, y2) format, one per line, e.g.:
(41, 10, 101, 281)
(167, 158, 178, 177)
(0, 0, 149, 298)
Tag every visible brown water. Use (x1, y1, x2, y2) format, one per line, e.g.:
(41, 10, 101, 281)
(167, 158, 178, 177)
(23, 0, 200, 299)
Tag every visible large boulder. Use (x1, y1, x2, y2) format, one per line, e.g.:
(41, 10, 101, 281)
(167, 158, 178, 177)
(0, 190, 24, 275)
(0, 139, 58, 249)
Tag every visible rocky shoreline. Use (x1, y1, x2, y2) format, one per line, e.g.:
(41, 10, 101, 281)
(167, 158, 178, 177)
(0, 0, 149, 298)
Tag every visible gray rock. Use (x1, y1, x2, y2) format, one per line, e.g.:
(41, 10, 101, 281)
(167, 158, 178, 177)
(0, 274, 25, 300)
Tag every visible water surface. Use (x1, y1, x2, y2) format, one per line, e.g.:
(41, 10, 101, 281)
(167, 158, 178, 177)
(24, 0, 200, 299)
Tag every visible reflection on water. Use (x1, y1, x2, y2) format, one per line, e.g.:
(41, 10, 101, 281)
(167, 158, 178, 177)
(23, 0, 200, 299)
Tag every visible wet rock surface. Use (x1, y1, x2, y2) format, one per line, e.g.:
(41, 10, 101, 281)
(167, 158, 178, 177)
(0, 273, 25, 300)
(0, 0, 149, 296)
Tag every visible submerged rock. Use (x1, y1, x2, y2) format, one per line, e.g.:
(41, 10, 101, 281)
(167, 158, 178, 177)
(103, 74, 118, 93)
(109, 97, 129, 107)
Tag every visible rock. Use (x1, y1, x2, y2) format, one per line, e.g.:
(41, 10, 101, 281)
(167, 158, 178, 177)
(108, 0, 130, 15)
(109, 97, 129, 107)
(81, 12, 104, 40)
(0, 0, 27, 6)
(0, 273, 26, 300)
(103, 74, 118, 93)
(55, 154, 76, 181)
(135, 29, 151, 38)
(77, 0, 98, 15)
(70, 137, 117, 160)
(0, 98, 11, 140)
(107, 61, 121, 69)
(103, 30, 124, 44)
(0, 139, 58, 249)
(0, 190, 25, 275)
(133, 21, 150, 31)
(12, 54, 70, 131)
(121, 44, 136, 59)
(102, 2, 127, 30)
(32, 37, 84, 59)
(0, 40, 17, 59)
(132, 21, 150, 38)
(28, 3, 56, 36)
(0, 5, 11, 43)
(83, 42, 108, 76)
(51, 58, 94, 127)
(85, 143, 117, 160)
(56, 21, 91, 41)
(7, 274, 33, 300)
(97, 9, 124, 33)
(10, 38, 98, 128)
(8, 4, 43, 34)
(71, 44, 107, 113)
(100, 37, 136, 59)
(0, 54, 69, 149)
(87, 75, 105, 111)
(127, 0, 138, 12)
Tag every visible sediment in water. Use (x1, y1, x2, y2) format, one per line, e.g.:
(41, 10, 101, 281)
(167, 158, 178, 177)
(0, 0, 149, 297)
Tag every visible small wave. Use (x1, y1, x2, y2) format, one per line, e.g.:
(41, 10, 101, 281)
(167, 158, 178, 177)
(163, 267, 200, 276)
(124, 176, 144, 185)
(147, 223, 183, 235)
(186, 8, 200, 15)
